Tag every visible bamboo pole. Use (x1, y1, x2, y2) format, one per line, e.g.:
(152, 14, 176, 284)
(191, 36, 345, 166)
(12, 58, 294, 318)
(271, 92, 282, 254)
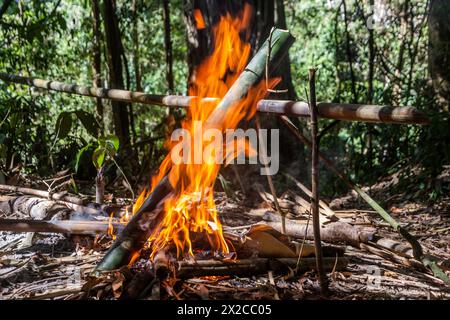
(94, 28, 296, 272)
(0, 73, 429, 125)
(308, 69, 328, 295)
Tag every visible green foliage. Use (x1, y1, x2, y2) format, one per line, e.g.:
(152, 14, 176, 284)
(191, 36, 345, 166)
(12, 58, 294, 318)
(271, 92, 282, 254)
(0, 0, 448, 202)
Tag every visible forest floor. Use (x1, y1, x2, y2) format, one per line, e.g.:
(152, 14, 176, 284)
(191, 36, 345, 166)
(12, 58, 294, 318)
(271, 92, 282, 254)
(0, 171, 449, 300)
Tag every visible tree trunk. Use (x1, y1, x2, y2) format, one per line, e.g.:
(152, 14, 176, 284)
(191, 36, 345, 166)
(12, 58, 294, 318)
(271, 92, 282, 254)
(162, 0, 174, 93)
(102, 0, 132, 156)
(132, 0, 142, 92)
(91, 0, 103, 133)
(429, 0, 450, 109)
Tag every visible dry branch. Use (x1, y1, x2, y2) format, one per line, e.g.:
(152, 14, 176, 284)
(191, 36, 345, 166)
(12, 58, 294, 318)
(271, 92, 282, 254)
(0, 184, 84, 205)
(0, 73, 429, 125)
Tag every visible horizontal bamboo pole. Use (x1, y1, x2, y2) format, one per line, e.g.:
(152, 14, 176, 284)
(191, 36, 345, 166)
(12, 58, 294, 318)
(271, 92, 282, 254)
(0, 73, 429, 125)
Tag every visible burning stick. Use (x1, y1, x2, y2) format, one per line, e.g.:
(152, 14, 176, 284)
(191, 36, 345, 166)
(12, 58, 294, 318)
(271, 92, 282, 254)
(94, 28, 295, 272)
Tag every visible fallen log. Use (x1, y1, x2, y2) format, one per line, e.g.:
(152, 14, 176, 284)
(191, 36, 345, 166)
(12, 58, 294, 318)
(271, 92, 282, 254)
(175, 257, 348, 278)
(263, 211, 375, 247)
(0, 77, 429, 125)
(95, 28, 295, 272)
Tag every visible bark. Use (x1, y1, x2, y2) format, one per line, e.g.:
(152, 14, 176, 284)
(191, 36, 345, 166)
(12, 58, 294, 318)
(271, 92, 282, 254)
(0, 73, 430, 125)
(429, 0, 450, 108)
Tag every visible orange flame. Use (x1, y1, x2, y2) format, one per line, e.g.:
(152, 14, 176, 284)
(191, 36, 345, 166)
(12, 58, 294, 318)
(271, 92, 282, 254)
(136, 6, 279, 258)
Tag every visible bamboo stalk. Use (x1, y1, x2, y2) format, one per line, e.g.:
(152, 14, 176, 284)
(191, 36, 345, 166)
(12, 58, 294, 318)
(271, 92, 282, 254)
(0, 73, 429, 124)
(308, 69, 328, 295)
(94, 28, 296, 272)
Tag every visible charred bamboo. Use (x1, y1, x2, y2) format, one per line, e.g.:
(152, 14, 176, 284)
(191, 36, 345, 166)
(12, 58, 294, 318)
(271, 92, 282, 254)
(95, 29, 295, 272)
(0, 73, 429, 125)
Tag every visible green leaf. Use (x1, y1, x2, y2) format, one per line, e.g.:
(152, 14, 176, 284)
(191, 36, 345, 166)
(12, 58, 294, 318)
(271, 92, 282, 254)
(75, 110, 99, 137)
(105, 134, 119, 151)
(217, 173, 235, 200)
(98, 134, 119, 157)
(92, 147, 106, 169)
(75, 143, 92, 172)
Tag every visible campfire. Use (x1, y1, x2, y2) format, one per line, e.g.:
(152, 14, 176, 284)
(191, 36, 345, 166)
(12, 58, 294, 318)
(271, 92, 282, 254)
(1, 1, 446, 302)
(95, 7, 293, 273)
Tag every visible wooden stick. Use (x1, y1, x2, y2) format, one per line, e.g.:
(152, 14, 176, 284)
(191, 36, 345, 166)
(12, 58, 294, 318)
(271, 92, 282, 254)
(308, 69, 328, 295)
(175, 257, 348, 278)
(0, 73, 429, 125)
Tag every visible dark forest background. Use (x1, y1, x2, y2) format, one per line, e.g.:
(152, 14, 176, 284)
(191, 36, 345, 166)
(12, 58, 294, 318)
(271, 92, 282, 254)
(0, 0, 449, 202)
